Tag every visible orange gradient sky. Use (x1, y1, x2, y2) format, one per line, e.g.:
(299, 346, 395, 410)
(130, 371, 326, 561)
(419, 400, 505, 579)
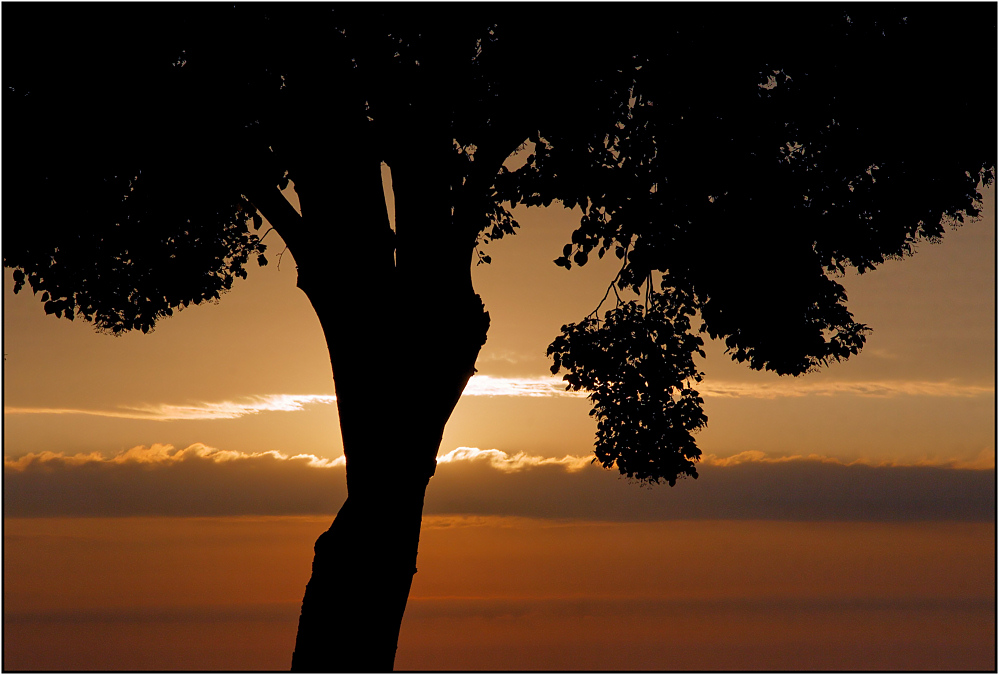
(2, 174, 995, 670)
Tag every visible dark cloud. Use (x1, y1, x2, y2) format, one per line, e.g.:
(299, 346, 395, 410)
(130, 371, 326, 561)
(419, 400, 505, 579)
(3, 446, 345, 517)
(4, 445, 993, 521)
(427, 451, 995, 522)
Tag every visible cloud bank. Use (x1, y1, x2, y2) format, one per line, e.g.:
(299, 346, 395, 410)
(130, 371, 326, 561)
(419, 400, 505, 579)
(5, 444, 993, 522)
(3, 443, 343, 470)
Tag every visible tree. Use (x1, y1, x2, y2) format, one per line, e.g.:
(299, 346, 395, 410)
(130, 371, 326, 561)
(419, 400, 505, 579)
(4, 4, 994, 671)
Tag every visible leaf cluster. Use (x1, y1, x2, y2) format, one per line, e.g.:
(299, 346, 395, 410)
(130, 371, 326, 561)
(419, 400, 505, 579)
(3, 5, 279, 333)
(548, 288, 705, 486)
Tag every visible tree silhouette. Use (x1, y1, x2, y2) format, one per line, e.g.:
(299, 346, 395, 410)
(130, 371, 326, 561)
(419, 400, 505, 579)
(4, 4, 994, 671)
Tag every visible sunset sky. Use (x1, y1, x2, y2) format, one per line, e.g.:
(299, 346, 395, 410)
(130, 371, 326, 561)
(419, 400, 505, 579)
(3, 170, 995, 670)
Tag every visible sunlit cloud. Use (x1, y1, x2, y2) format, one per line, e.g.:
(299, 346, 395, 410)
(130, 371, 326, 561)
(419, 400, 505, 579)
(701, 448, 996, 470)
(5, 441, 991, 476)
(129, 394, 338, 420)
(436, 446, 592, 472)
(3, 444, 585, 474)
(696, 380, 993, 399)
(4, 443, 344, 472)
(436, 447, 997, 473)
(4, 377, 989, 422)
(3, 394, 337, 421)
(461, 376, 992, 399)
(461, 375, 587, 398)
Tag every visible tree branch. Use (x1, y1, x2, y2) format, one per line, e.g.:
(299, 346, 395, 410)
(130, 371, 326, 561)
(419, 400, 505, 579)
(241, 182, 306, 258)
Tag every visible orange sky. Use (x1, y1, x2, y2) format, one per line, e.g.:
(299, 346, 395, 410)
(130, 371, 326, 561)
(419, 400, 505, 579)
(2, 175, 995, 670)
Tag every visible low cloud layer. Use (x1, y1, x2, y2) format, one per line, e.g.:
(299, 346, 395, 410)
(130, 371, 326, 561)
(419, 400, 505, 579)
(3, 443, 344, 470)
(5, 444, 993, 521)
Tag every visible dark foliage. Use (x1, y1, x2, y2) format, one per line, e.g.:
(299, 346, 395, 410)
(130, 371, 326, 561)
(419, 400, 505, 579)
(549, 283, 706, 485)
(4, 4, 995, 486)
(496, 6, 996, 483)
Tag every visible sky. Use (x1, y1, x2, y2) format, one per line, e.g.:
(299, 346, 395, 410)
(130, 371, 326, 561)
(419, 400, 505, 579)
(2, 171, 995, 670)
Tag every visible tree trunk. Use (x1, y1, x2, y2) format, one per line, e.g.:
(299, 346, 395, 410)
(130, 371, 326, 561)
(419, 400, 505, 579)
(268, 84, 495, 669)
(290, 327, 483, 671)
(290, 470, 432, 672)
(289, 284, 488, 671)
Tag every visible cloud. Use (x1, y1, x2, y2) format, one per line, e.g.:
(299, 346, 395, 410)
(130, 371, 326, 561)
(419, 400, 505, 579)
(5, 444, 346, 517)
(4, 444, 993, 522)
(4, 377, 989, 421)
(461, 375, 587, 397)
(462, 376, 991, 400)
(426, 449, 995, 523)
(696, 380, 993, 399)
(437, 446, 592, 472)
(3, 394, 338, 421)
(4, 443, 343, 471)
(701, 448, 997, 470)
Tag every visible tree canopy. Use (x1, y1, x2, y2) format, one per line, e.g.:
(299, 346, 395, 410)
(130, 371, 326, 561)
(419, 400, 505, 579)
(5, 3, 995, 487)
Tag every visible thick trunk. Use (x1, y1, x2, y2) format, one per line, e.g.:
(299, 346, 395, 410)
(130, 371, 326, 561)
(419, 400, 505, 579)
(290, 331, 483, 671)
(290, 470, 431, 672)
(290, 270, 488, 672)
(260, 79, 496, 670)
